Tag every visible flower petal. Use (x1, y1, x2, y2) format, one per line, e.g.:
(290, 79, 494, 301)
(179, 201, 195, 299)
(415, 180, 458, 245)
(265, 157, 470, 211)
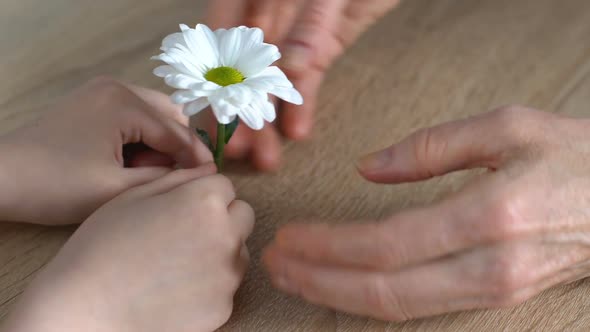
(260, 100, 277, 122)
(210, 98, 238, 124)
(164, 73, 204, 89)
(171, 89, 212, 104)
(238, 105, 265, 130)
(154, 46, 206, 78)
(244, 66, 293, 91)
(182, 25, 219, 70)
(196, 24, 220, 62)
(153, 65, 178, 78)
(240, 27, 264, 51)
(188, 80, 220, 91)
(161, 32, 186, 51)
(254, 98, 277, 123)
(235, 44, 281, 77)
(183, 98, 210, 116)
(270, 86, 304, 105)
(223, 84, 255, 106)
(217, 27, 244, 67)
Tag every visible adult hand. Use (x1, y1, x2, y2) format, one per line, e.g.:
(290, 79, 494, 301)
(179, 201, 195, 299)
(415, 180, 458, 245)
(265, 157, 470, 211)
(0, 77, 212, 225)
(206, 0, 401, 170)
(3, 168, 254, 332)
(264, 106, 590, 321)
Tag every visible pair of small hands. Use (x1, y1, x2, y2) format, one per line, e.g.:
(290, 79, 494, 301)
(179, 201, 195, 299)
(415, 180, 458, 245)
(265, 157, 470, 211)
(2, 78, 253, 332)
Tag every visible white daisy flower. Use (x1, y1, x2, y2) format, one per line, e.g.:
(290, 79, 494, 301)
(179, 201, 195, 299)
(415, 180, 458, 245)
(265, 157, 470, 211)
(152, 24, 303, 130)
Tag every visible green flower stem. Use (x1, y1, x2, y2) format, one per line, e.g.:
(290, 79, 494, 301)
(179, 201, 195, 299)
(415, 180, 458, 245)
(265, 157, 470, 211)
(214, 123, 226, 171)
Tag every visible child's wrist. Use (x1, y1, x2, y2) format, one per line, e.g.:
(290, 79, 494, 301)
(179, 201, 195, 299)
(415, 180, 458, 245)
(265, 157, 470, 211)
(2, 271, 123, 332)
(0, 140, 25, 222)
(0, 136, 53, 224)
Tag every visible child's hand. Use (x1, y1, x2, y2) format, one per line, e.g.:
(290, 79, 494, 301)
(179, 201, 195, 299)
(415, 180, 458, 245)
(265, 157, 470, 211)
(0, 77, 212, 225)
(4, 168, 254, 332)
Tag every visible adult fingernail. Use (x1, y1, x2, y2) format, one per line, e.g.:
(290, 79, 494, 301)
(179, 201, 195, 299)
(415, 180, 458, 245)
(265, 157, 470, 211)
(290, 122, 311, 140)
(357, 149, 392, 173)
(282, 43, 311, 72)
(274, 275, 298, 295)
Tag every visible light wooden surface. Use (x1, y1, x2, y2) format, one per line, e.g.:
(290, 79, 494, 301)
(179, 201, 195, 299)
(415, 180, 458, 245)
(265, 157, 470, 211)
(2, 0, 590, 330)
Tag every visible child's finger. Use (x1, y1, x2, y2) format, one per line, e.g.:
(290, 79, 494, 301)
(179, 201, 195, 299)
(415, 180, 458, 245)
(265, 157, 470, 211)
(118, 92, 213, 167)
(123, 83, 187, 126)
(228, 200, 256, 241)
(123, 143, 176, 168)
(122, 164, 217, 199)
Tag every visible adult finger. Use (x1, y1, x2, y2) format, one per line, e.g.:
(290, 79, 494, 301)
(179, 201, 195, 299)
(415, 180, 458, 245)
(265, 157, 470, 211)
(251, 124, 283, 171)
(269, 0, 305, 44)
(206, 0, 247, 29)
(357, 108, 538, 184)
(279, 69, 323, 140)
(273, 182, 522, 271)
(263, 245, 479, 321)
(244, 0, 276, 33)
(281, 0, 348, 74)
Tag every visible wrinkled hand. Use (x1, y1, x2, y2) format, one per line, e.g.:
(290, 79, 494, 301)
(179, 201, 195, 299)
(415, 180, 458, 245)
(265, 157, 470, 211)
(206, 0, 401, 170)
(264, 106, 590, 321)
(0, 77, 212, 225)
(4, 168, 254, 332)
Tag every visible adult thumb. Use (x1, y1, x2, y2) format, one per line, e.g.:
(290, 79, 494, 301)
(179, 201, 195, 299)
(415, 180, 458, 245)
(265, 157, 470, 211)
(356, 111, 522, 184)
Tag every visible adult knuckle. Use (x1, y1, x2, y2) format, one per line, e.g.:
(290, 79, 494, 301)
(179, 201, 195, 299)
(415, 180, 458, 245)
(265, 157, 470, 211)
(365, 276, 411, 322)
(484, 252, 530, 299)
(491, 105, 539, 144)
(480, 193, 526, 242)
(489, 291, 530, 308)
(296, 271, 318, 302)
(374, 224, 405, 268)
(301, 3, 326, 26)
(411, 127, 448, 178)
(492, 289, 532, 308)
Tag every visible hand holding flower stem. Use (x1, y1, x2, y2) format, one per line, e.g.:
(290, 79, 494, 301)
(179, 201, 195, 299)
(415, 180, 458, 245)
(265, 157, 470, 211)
(152, 24, 304, 171)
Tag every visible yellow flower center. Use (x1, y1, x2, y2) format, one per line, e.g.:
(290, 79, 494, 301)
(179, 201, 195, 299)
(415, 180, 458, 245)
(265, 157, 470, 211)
(204, 67, 245, 87)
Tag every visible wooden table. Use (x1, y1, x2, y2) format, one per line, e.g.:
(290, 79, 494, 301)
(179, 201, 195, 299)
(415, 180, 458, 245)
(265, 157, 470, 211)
(2, 0, 590, 330)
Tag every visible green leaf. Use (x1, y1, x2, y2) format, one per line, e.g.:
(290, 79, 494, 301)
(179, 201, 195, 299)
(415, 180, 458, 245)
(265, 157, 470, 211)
(196, 128, 215, 152)
(224, 118, 240, 144)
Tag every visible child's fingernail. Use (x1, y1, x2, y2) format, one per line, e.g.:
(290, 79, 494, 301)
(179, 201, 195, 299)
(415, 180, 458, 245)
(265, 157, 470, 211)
(357, 149, 392, 173)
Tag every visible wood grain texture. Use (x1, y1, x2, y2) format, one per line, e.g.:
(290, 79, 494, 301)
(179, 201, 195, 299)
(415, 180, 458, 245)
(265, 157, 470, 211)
(1, 0, 590, 330)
